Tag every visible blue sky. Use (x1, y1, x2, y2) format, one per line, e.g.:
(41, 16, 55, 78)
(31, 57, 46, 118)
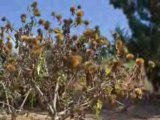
(0, 0, 131, 41)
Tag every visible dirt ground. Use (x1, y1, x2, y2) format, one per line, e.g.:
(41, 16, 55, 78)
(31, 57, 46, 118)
(0, 98, 160, 120)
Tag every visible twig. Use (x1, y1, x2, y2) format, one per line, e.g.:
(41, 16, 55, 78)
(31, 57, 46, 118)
(114, 99, 124, 106)
(19, 88, 32, 111)
(1, 82, 12, 113)
(0, 101, 16, 111)
(31, 78, 54, 115)
(52, 77, 60, 116)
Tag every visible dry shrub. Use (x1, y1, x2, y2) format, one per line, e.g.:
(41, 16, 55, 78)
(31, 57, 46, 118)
(0, 2, 149, 119)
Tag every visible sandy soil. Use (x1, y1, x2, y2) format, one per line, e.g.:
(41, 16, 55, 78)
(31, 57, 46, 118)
(0, 98, 160, 120)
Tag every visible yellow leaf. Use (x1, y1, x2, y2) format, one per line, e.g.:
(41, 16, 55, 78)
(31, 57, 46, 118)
(105, 68, 111, 75)
(95, 99, 102, 117)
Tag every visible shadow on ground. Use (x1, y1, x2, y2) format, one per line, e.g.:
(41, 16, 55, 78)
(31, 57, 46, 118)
(99, 97, 160, 120)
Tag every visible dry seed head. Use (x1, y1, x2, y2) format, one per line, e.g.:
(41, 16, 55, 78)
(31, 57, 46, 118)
(83, 29, 95, 38)
(77, 5, 81, 9)
(124, 47, 129, 54)
(115, 40, 123, 50)
(86, 49, 94, 55)
(0, 30, 3, 37)
(36, 35, 42, 41)
(130, 92, 137, 99)
(1, 16, 6, 21)
(84, 61, 98, 74)
(51, 12, 56, 16)
(32, 38, 39, 45)
(99, 39, 107, 44)
(70, 6, 76, 14)
(136, 58, 144, 65)
(48, 29, 54, 33)
(134, 88, 143, 99)
(4, 47, 10, 55)
(44, 21, 50, 30)
(134, 88, 142, 95)
(20, 13, 27, 23)
(38, 19, 45, 25)
(5, 23, 11, 30)
(119, 90, 125, 97)
(31, 45, 43, 56)
(76, 10, 83, 17)
(7, 36, 11, 41)
(8, 57, 16, 64)
(33, 9, 41, 17)
(108, 95, 116, 104)
(55, 33, 64, 41)
(5, 64, 16, 72)
(148, 60, 155, 68)
(68, 19, 73, 24)
(75, 17, 82, 25)
(63, 19, 72, 25)
(83, 20, 89, 26)
(69, 55, 82, 68)
(21, 35, 30, 41)
(126, 53, 134, 60)
(53, 28, 61, 34)
(31, 1, 37, 8)
(55, 14, 62, 21)
(72, 35, 78, 40)
(6, 41, 12, 50)
(92, 40, 97, 45)
(88, 65, 97, 74)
